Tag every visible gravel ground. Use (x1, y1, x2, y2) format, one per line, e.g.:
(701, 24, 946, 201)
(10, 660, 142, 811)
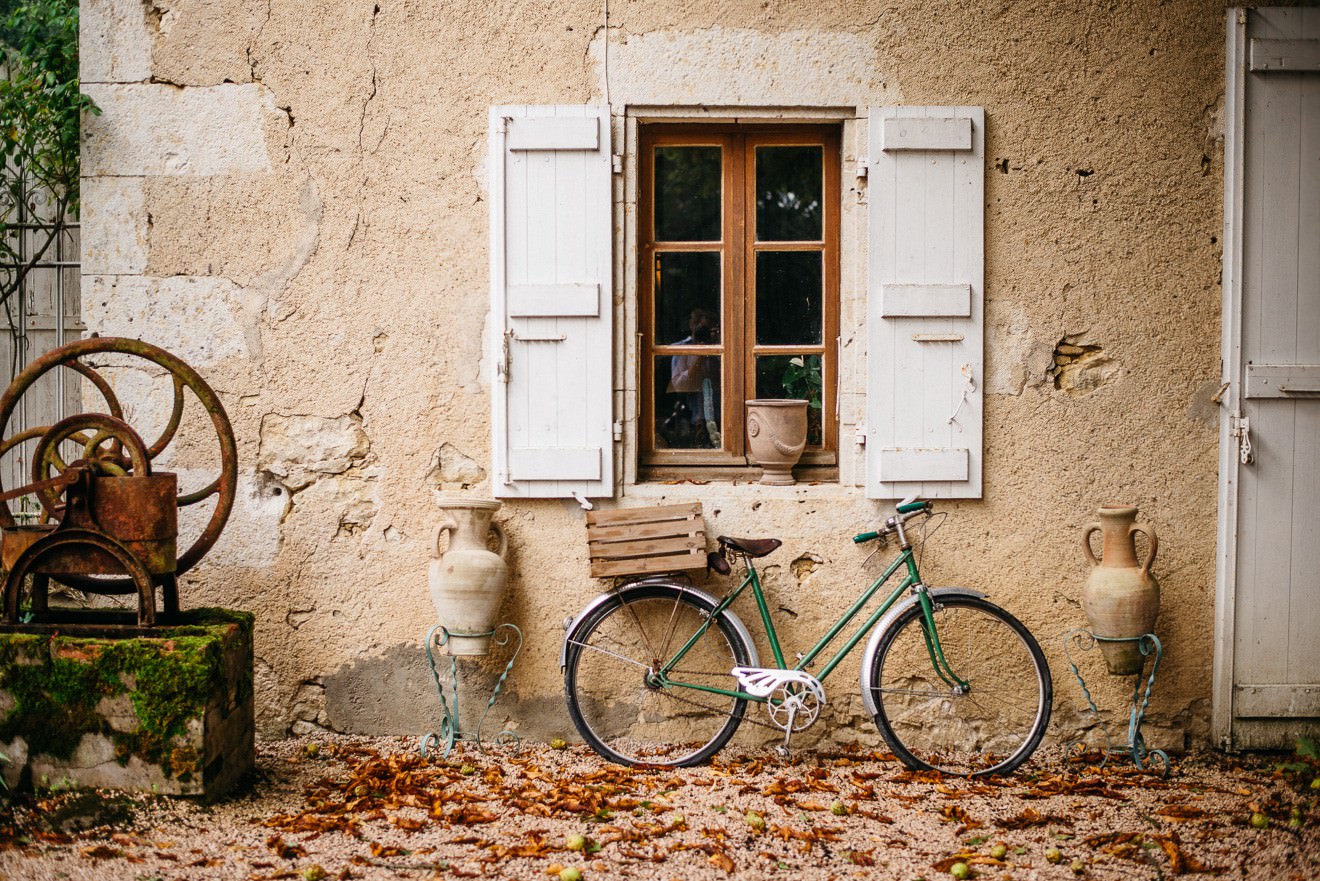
(0, 736, 1316, 881)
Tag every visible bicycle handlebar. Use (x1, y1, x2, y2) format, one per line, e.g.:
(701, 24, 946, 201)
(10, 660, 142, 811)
(852, 500, 933, 544)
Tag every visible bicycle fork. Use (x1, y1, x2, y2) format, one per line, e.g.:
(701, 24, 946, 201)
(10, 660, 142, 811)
(916, 588, 971, 693)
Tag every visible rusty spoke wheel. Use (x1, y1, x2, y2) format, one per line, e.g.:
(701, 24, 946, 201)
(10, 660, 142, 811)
(0, 337, 237, 580)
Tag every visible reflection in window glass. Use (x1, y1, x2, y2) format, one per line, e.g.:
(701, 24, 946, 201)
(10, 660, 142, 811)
(655, 253, 721, 345)
(756, 146, 823, 242)
(654, 356, 722, 449)
(755, 251, 822, 345)
(756, 354, 823, 448)
(655, 146, 722, 242)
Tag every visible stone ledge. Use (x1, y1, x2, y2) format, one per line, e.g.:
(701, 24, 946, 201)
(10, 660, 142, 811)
(0, 609, 254, 801)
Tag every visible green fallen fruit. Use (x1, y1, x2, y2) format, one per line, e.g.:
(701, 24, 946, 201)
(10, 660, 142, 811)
(1312, 777, 1320, 791)
(459, 764, 476, 776)
(565, 833, 586, 851)
(1071, 858, 1085, 875)
(303, 866, 327, 881)
(830, 800, 849, 816)
(551, 738, 568, 750)
(950, 861, 970, 879)
(1045, 847, 1062, 864)
(559, 868, 583, 881)
(1250, 812, 1269, 829)
(989, 843, 1007, 860)
(746, 810, 766, 832)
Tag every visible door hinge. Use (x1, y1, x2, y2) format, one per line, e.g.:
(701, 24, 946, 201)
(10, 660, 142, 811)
(612, 420, 623, 442)
(1231, 412, 1253, 465)
(855, 158, 869, 178)
(612, 153, 623, 174)
(854, 424, 867, 446)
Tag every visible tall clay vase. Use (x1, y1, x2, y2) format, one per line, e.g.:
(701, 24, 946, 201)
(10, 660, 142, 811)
(1080, 505, 1160, 675)
(428, 497, 509, 655)
(745, 399, 809, 486)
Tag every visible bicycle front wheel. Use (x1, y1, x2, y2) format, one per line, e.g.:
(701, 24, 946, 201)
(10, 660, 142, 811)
(564, 586, 752, 767)
(868, 595, 1052, 776)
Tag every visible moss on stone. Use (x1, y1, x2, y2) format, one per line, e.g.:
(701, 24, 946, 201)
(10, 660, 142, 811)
(0, 609, 252, 779)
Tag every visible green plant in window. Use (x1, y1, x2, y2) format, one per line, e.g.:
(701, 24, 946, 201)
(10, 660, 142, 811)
(781, 355, 822, 409)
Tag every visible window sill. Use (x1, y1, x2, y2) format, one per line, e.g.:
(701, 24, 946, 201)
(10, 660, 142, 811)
(623, 471, 863, 502)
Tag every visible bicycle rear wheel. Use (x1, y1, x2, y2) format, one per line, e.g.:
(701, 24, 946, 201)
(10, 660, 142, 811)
(868, 595, 1051, 776)
(564, 585, 752, 767)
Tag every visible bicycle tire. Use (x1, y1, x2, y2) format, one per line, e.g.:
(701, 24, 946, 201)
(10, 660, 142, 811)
(564, 585, 753, 767)
(867, 595, 1052, 776)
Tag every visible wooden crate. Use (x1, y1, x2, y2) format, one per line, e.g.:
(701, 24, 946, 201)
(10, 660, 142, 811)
(586, 502, 707, 578)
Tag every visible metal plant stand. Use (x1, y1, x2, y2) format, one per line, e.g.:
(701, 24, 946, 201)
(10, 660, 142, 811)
(1063, 629, 1169, 776)
(418, 623, 523, 760)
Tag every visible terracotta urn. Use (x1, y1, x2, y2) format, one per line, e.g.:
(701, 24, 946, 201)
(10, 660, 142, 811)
(1080, 505, 1160, 675)
(745, 399, 809, 486)
(428, 497, 509, 655)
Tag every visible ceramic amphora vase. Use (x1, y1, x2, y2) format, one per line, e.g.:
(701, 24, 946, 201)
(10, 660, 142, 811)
(1080, 505, 1160, 675)
(428, 497, 508, 655)
(745, 399, 808, 486)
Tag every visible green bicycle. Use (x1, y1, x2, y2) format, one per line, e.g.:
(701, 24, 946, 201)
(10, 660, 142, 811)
(561, 498, 1053, 776)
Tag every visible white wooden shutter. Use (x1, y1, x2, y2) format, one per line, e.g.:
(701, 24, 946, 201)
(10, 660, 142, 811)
(490, 105, 614, 499)
(865, 107, 984, 499)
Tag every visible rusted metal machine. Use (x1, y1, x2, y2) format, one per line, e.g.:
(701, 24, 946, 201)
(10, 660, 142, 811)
(0, 338, 237, 626)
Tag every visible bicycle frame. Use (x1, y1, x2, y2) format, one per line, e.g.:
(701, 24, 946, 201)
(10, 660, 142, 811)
(653, 544, 970, 703)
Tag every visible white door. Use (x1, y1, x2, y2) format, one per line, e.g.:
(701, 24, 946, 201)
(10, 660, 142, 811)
(1216, 7, 1320, 749)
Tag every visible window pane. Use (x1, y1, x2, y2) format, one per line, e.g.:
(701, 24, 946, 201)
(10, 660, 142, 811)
(655, 252, 721, 345)
(756, 354, 823, 448)
(755, 146, 823, 242)
(755, 251, 822, 345)
(654, 356, 722, 449)
(655, 146, 721, 242)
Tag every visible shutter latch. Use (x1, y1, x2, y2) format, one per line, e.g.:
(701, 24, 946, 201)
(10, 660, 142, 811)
(1232, 412, 1254, 465)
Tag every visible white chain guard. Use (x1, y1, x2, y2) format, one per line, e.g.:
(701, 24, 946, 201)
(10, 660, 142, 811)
(731, 666, 826, 704)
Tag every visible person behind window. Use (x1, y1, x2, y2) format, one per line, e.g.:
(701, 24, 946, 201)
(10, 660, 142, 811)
(664, 306, 720, 448)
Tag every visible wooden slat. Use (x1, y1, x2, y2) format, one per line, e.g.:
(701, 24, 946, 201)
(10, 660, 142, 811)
(590, 535, 704, 557)
(1235, 684, 1320, 717)
(592, 550, 706, 578)
(1250, 38, 1320, 72)
(880, 284, 972, 318)
(508, 283, 600, 317)
(588, 518, 703, 543)
(586, 501, 702, 526)
(508, 116, 599, 151)
(880, 116, 972, 151)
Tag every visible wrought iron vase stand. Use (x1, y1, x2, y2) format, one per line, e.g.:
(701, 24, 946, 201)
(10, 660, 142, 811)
(1063, 629, 1168, 776)
(418, 623, 522, 760)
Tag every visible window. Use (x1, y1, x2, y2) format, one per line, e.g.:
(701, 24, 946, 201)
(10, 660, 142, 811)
(639, 125, 840, 476)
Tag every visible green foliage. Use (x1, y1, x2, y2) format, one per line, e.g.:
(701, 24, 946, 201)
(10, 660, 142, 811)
(781, 354, 823, 410)
(0, 0, 97, 307)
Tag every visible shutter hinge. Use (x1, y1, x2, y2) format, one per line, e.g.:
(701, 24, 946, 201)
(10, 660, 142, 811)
(1231, 412, 1253, 465)
(855, 158, 868, 178)
(854, 424, 867, 446)
(612, 153, 623, 174)
(497, 329, 512, 383)
(612, 420, 623, 442)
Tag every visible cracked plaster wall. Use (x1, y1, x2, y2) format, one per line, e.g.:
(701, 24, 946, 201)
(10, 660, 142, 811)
(82, 0, 1224, 745)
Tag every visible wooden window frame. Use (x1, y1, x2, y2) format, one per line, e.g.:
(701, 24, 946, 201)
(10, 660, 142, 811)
(638, 123, 841, 478)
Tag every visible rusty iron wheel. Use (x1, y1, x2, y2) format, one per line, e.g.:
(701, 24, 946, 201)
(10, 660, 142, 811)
(0, 337, 238, 582)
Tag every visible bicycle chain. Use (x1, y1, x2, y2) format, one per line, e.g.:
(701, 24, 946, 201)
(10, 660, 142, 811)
(646, 678, 794, 735)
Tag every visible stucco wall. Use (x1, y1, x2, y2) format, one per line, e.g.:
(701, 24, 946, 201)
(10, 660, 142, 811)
(81, 0, 1225, 749)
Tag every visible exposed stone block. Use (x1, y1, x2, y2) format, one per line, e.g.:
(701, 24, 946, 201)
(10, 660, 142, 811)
(83, 275, 250, 367)
(81, 0, 152, 84)
(258, 413, 371, 490)
(0, 609, 254, 800)
(82, 84, 276, 176)
(80, 178, 148, 275)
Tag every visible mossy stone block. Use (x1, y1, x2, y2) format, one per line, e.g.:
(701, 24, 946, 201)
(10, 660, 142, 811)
(0, 608, 253, 800)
